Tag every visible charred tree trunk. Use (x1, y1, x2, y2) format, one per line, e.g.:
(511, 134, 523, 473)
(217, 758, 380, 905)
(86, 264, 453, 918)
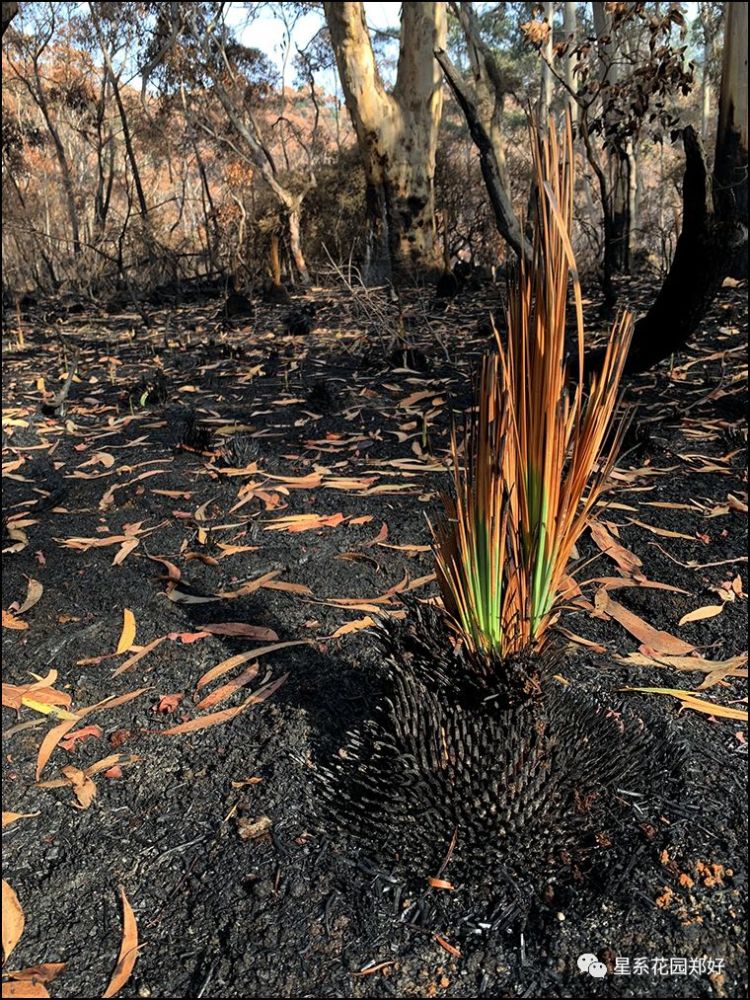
(538, 2, 554, 125)
(610, 2, 747, 374)
(714, 1, 748, 277)
(592, 1, 633, 276)
(587, 0, 747, 380)
(30, 58, 82, 256)
(607, 145, 632, 273)
(1, 2, 17, 37)
(617, 128, 728, 373)
(181, 7, 314, 285)
(92, 18, 149, 221)
(563, 2, 578, 125)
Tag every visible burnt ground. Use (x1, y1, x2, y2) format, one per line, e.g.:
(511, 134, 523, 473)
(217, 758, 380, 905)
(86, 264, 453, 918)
(1, 276, 747, 999)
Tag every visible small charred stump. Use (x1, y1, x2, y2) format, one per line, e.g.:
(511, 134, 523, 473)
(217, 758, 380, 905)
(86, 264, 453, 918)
(177, 409, 212, 453)
(126, 371, 169, 410)
(217, 432, 260, 468)
(261, 281, 292, 305)
(387, 345, 430, 372)
(222, 288, 255, 320)
(435, 270, 460, 299)
(317, 602, 684, 885)
(306, 380, 338, 413)
(284, 303, 316, 336)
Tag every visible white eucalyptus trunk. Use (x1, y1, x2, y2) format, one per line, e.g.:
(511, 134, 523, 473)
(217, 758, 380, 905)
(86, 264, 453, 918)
(324, 1, 446, 280)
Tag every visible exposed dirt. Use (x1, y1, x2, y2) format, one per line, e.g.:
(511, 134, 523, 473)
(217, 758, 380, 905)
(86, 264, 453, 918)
(2, 277, 747, 998)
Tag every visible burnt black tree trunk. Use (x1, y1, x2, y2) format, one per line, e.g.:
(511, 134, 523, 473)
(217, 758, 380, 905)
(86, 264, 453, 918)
(590, 3, 747, 377)
(1, 2, 18, 37)
(615, 127, 736, 374)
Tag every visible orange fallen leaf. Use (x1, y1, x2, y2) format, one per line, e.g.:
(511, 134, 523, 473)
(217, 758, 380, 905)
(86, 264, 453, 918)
(115, 610, 136, 654)
(264, 512, 346, 533)
(398, 388, 434, 409)
(614, 651, 747, 681)
(2, 981, 50, 998)
(2, 610, 28, 631)
(3, 675, 72, 712)
(557, 628, 608, 653)
(377, 542, 431, 552)
(434, 934, 461, 958)
(260, 470, 323, 489)
(55, 534, 130, 551)
(36, 718, 81, 781)
(594, 590, 694, 656)
(102, 887, 138, 998)
(194, 664, 259, 712)
(4, 963, 65, 986)
(364, 523, 389, 547)
(351, 961, 396, 977)
(113, 538, 140, 565)
(15, 578, 44, 615)
(160, 696, 256, 735)
(85, 754, 140, 777)
(589, 520, 643, 577)
(146, 554, 181, 583)
(36, 689, 148, 780)
(59, 725, 103, 751)
(678, 605, 725, 626)
(331, 617, 375, 638)
(247, 673, 288, 706)
(166, 631, 209, 644)
(623, 687, 749, 721)
(230, 776, 263, 788)
(428, 878, 455, 890)
(261, 578, 313, 595)
(2, 812, 40, 829)
(322, 476, 379, 491)
(584, 576, 689, 595)
(237, 814, 273, 840)
(112, 636, 166, 677)
(155, 693, 183, 714)
(216, 543, 259, 557)
(60, 765, 97, 808)
(627, 518, 695, 541)
(200, 623, 279, 640)
(2, 880, 24, 962)
(196, 641, 308, 690)
(216, 570, 280, 599)
(401, 573, 436, 593)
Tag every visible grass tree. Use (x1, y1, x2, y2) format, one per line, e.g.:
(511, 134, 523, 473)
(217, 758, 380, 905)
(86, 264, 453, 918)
(434, 117, 633, 659)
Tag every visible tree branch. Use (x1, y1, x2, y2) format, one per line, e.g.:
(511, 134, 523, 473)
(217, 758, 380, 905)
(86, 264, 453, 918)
(435, 47, 531, 261)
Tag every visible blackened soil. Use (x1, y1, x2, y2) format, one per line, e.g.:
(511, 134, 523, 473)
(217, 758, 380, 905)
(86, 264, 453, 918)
(2, 278, 747, 998)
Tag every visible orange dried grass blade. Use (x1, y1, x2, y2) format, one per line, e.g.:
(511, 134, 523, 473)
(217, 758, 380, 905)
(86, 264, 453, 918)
(435, 112, 633, 659)
(501, 113, 633, 641)
(433, 354, 521, 657)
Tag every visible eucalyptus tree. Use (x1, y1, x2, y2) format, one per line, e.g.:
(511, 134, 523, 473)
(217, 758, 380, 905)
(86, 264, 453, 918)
(324, 1, 446, 281)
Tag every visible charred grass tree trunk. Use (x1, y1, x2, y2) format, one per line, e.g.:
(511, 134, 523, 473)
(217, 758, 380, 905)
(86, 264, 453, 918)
(324, 2, 446, 283)
(317, 603, 684, 882)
